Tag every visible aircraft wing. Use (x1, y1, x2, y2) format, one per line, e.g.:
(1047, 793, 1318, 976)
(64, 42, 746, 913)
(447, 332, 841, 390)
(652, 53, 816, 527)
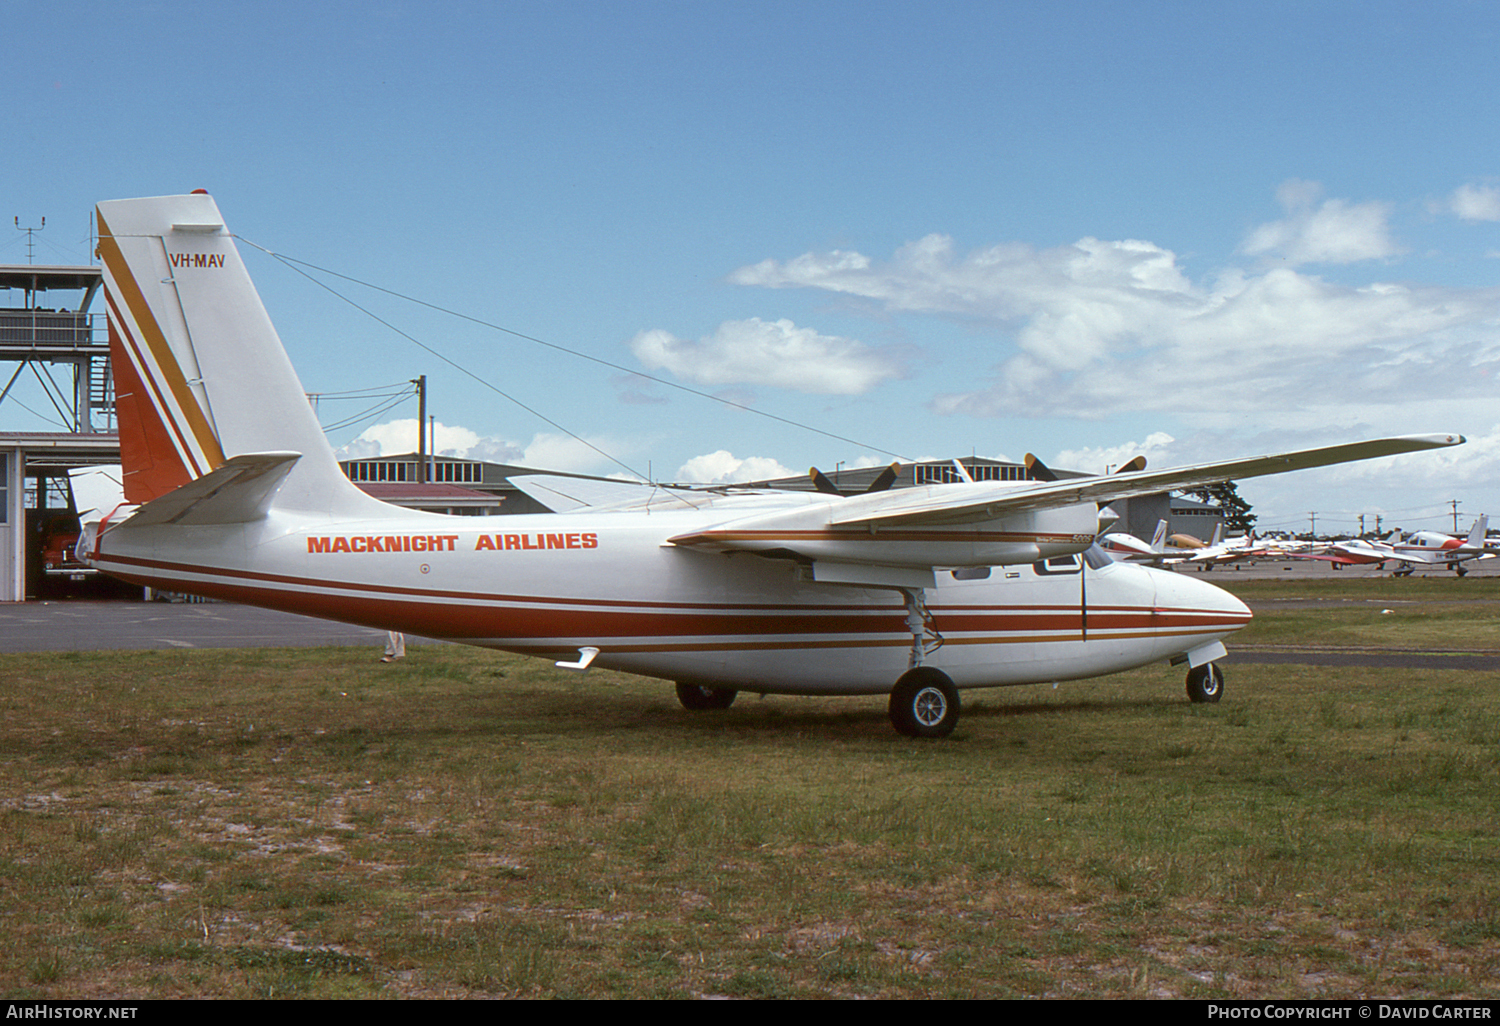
(822, 434, 1465, 528)
(1287, 550, 1372, 566)
(666, 434, 1465, 571)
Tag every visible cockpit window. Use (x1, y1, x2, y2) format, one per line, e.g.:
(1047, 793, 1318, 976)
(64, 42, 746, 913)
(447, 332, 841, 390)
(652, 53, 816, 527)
(1082, 544, 1113, 570)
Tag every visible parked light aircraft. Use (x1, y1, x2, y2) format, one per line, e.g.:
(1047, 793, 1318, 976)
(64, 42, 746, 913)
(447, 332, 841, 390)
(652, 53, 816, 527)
(1387, 517, 1492, 576)
(1299, 517, 1493, 576)
(1101, 521, 1268, 571)
(1176, 527, 1272, 570)
(1293, 535, 1401, 571)
(75, 193, 1467, 736)
(1098, 520, 1170, 564)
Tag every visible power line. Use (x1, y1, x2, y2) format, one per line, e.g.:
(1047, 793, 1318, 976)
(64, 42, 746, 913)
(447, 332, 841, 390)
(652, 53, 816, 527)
(235, 237, 912, 471)
(238, 237, 649, 481)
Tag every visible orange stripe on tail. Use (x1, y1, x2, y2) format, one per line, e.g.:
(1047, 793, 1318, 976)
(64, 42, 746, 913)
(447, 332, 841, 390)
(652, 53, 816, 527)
(96, 207, 226, 503)
(108, 308, 196, 503)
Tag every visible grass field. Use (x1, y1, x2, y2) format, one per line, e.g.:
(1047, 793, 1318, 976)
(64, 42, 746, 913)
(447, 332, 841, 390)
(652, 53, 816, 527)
(2, 578, 1498, 998)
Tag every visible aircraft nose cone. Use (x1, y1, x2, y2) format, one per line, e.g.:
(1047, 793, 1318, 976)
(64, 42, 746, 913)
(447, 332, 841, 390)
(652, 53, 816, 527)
(1156, 568, 1252, 635)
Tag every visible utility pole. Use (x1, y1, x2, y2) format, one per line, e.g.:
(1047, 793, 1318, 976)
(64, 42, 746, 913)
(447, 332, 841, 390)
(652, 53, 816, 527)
(1451, 499, 1461, 533)
(1308, 512, 1317, 539)
(413, 375, 426, 483)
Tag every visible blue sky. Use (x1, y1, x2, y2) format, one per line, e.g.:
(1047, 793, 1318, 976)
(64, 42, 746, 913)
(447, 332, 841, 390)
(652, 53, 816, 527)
(5, 0, 1499, 534)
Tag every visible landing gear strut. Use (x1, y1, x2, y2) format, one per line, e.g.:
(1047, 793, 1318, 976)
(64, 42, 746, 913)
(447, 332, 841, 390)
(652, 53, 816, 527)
(1185, 662, 1224, 703)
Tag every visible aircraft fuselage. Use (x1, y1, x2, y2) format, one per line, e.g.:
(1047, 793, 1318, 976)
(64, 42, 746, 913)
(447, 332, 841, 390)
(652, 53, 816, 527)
(88, 506, 1251, 696)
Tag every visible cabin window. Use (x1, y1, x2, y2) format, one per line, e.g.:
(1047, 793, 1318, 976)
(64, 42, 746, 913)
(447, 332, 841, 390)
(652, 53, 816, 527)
(1032, 554, 1081, 576)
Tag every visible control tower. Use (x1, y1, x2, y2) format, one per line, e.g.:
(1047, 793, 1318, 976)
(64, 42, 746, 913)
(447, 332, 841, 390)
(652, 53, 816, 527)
(1, 263, 123, 601)
(0, 264, 111, 432)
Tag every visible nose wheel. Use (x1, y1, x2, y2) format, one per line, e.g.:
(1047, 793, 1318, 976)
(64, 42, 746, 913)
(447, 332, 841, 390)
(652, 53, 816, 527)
(1185, 662, 1224, 703)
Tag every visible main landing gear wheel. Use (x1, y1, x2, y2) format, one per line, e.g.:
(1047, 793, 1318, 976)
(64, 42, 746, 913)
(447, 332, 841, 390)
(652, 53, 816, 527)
(675, 682, 737, 711)
(888, 667, 961, 738)
(1185, 662, 1224, 704)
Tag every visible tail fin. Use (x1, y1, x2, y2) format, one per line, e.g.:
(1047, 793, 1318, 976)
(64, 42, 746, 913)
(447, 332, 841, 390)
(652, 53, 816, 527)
(96, 193, 380, 516)
(1150, 519, 1168, 552)
(1209, 521, 1225, 546)
(1466, 515, 1489, 549)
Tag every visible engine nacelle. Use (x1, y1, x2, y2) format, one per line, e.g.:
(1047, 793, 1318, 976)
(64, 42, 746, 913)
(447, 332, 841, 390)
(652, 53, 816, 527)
(669, 501, 1100, 569)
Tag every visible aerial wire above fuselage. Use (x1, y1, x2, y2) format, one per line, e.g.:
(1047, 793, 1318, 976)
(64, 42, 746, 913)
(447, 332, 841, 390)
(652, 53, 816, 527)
(234, 236, 913, 483)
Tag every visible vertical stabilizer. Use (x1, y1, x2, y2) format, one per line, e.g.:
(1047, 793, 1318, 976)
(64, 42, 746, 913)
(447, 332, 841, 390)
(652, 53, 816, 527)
(96, 193, 384, 516)
(1465, 515, 1489, 549)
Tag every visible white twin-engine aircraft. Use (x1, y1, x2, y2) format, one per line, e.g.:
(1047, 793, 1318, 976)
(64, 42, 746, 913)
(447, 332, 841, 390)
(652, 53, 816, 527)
(77, 193, 1465, 737)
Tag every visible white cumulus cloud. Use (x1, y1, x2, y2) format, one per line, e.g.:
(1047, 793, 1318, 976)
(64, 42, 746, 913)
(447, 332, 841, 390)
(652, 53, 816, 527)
(336, 420, 639, 476)
(674, 450, 795, 484)
(629, 317, 907, 395)
(732, 233, 1194, 375)
(336, 418, 516, 462)
(726, 188, 1500, 428)
(1448, 182, 1500, 222)
(1051, 433, 1180, 476)
(1239, 180, 1400, 265)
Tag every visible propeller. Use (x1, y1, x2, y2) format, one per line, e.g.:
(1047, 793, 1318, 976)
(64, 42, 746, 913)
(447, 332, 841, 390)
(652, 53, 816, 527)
(1023, 453, 1056, 482)
(1027, 452, 1145, 482)
(809, 461, 903, 496)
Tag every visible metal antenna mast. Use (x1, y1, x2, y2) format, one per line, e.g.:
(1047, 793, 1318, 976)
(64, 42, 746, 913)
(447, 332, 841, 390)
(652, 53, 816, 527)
(14, 217, 44, 266)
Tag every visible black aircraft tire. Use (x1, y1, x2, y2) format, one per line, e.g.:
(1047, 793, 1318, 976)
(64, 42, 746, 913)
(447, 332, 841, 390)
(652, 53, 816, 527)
(675, 682, 738, 711)
(1185, 662, 1225, 704)
(889, 668, 961, 738)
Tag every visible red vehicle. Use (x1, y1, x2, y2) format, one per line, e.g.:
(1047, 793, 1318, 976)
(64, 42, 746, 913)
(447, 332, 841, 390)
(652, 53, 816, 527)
(40, 517, 93, 577)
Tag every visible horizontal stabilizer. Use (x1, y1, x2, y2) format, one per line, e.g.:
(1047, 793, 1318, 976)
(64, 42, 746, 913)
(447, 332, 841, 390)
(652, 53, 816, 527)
(122, 451, 303, 526)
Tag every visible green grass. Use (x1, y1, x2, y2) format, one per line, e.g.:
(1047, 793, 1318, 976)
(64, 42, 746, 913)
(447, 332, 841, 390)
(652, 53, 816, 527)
(1218, 576, 1500, 651)
(1, 581, 1498, 998)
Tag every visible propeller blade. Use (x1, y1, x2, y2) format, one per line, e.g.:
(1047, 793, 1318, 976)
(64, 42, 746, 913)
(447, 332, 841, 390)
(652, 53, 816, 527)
(1024, 453, 1057, 482)
(809, 467, 841, 495)
(865, 462, 900, 493)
